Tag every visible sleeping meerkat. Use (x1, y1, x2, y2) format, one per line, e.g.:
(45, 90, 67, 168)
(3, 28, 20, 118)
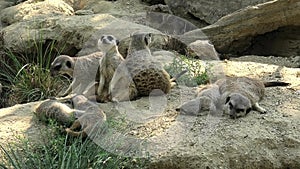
(176, 84, 221, 116)
(50, 52, 103, 98)
(97, 35, 125, 102)
(35, 95, 106, 138)
(218, 77, 290, 119)
(109, 33, 187, 102)
(65, 95, 106, 138)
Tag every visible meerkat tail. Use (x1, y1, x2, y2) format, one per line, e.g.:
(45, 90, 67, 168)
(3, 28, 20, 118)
(170, 69, 188, 82)
(263, 81, 290, 87)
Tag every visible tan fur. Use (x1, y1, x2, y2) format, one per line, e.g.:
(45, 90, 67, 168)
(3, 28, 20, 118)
(218, 77, 267, 118)
(177, 84, 221, 116)
(97, 35, 124, 102)
(35, 100, 76, 126)
(36, 95, 106, 138)
(65, 95, 106, 138)
(110, 33, 177, 102)
(50, 52, 103, 98)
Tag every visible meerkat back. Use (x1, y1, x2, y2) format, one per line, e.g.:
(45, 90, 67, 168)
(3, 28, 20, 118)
(124, 33, 171, 96)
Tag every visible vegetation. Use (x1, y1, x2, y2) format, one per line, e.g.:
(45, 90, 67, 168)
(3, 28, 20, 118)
(165, 55, 209, 87)
(0, 120, 148, 169)
(0, 34, 69, 107)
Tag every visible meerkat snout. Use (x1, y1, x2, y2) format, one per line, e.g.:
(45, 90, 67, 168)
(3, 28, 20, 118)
(224, 93, 252, 119)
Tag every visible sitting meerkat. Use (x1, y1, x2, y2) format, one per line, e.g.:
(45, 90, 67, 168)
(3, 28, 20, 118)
(50, 52, 103, 98)
(109, 33, 187, 102)
(218, 76, 290, 119)
(97, 35, 125, 102)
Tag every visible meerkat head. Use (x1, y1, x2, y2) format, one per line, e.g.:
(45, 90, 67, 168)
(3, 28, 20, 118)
(97, 35, 119, 53)
(224, 93, 252, 119)
(128, 33, 152, 54)
(50, 55, 75, 77)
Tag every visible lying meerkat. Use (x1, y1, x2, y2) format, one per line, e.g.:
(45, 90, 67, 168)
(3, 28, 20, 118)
(35, 95, 106, 138)
(218, 77, 290, 119)
(50, 52, 102, 98)
(109, 33, 187, 102)
(176, 84, 221, 116)
(65, 95, 106, 138)
(97, 35, 125, 102)
(35, 99, 77, 126)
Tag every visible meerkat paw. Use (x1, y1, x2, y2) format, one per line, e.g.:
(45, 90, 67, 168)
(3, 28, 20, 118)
(253, 103, 267, 114)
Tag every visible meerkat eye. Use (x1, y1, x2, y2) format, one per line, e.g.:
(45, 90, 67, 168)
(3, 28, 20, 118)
(53, 64, 62, 71)
(66, 61, 72, 68)
(246, 108, 252, 114)
(236, 109, 244, 113)
(107, 35, 114, 41)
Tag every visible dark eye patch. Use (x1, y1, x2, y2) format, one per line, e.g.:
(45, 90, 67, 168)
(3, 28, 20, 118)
(236, 109, 244, 113)
(53, 64, 62, 71)
(107, 35, 114, 41)
(66, 61, 72, 68)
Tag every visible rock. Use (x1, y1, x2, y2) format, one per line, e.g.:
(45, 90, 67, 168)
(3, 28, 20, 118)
(0, 0, 14, 13)
(0, 0, 74, 26)
(200, 0, 300, 56)
(74, 9, 94, 15)
(165, 0, 270, 27)
(146, 12, 198, 35)
(187, 40, 219, 60)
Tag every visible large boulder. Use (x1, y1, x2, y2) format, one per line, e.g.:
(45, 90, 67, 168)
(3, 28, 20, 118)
(199, 0, 300, 56)
(0, 0, 74, 26)
(165, 0, 271, 27)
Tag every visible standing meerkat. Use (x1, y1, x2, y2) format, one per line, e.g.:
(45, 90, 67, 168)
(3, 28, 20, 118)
(97, 35, 125, 102)
(109, 33, 187, 102)
(50, 52, 103, 98)
(218, 77, 289, 119)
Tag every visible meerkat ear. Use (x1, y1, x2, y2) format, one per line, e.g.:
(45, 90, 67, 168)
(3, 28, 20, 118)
(100, 35, 105, 41)
(116, 39, 120, 46)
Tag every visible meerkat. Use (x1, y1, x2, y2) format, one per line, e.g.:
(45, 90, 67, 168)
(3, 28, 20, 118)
(50, 52, 103, 98)
(36, 95, 106, 138)
(35, 99, 77, 126)
(65, 95, 106, 138)
(176, 84, 221, 116)
(97, 35, 125, 102)
(218, 76, 290, 119)
(109, 33, 187, 102)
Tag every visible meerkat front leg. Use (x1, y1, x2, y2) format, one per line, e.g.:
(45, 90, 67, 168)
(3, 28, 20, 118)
(253, 102, 267, 114)
(58, 78, 76, 97)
